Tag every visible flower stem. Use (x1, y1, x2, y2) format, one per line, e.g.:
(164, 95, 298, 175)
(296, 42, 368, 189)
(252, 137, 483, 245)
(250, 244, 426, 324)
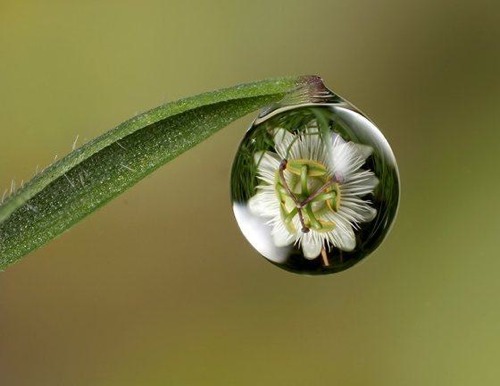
(321, 248, 330, 266)
(300, 178, 337, 207)
(278, 159, 309, 233)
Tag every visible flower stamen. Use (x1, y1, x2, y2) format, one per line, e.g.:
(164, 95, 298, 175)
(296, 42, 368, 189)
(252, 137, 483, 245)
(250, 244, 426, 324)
(278, 157, 342, 236)
(278, 159, 310, 233)
(299, 178, 338, 208)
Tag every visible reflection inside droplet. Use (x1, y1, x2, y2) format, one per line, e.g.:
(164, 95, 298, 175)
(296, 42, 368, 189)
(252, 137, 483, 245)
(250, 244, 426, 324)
(231, 79, 399, 275)
(233, 203, 291, 263)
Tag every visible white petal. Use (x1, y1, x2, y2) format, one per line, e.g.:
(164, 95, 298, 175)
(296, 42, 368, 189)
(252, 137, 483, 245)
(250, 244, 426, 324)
(322, 212, 357, 251)
(248, 190, 279, 218)
(342, 171, 379, 197)
(254, 151, 280, 184)
(273, 128, 296, 159)
(233, 203, 289, 263)
(301, 235, 323, 259)
(307, 128, 329, 167)
(354, 143, 373, 162)
(289, 126, 321, 161)
(327, 134, 373, 180)
(333, 225, 356, 251)
(271, 222, 295, 247)
(340, 199, 377, 223)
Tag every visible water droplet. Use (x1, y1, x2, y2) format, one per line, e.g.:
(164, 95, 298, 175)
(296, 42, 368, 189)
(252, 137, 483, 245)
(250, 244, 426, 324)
(231, 77, 399, 275)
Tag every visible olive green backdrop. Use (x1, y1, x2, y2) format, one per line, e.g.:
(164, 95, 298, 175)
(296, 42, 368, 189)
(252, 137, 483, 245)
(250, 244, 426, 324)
(1, 1, 499, 385)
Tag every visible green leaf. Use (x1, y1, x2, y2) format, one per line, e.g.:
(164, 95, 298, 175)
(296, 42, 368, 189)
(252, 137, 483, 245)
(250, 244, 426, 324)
(0, 76, 311, 270)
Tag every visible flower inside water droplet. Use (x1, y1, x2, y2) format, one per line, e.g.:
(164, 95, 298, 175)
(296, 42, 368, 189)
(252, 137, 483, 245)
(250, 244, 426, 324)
(231, 80, 399, 275)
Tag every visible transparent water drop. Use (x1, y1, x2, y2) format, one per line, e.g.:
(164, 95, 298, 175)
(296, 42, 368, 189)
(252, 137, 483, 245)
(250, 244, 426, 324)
(231, 77, 400, 275)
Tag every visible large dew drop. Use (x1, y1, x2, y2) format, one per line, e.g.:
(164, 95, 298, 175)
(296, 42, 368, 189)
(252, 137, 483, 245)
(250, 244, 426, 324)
(231, 77, 399, 275)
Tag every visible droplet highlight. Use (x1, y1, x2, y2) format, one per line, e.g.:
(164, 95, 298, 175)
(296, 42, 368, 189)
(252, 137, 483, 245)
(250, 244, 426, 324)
(231, 78, 399, 275)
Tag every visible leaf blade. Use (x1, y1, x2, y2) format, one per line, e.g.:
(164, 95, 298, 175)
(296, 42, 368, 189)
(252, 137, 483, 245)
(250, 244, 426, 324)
(0, 76, 307, 269)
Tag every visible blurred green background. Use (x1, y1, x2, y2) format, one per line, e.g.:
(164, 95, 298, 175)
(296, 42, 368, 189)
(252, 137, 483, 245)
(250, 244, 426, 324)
(0, 1, 499, 385)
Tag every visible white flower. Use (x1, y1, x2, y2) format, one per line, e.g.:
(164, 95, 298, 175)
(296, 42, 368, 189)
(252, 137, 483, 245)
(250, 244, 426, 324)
(248, 125, 378, 263)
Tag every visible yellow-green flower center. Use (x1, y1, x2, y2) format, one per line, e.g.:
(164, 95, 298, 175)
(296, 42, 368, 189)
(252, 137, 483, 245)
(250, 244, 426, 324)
(275, 158, 340, 234)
